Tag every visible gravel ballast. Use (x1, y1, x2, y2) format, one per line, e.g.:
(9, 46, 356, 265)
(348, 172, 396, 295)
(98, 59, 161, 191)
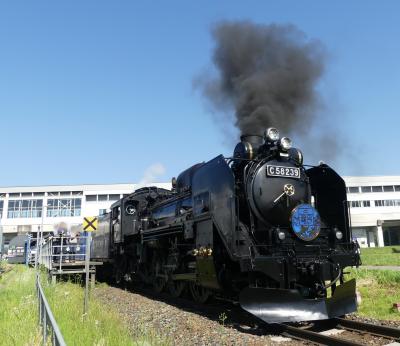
(94, 285, 400, 345)
(94, 285, 298, 345)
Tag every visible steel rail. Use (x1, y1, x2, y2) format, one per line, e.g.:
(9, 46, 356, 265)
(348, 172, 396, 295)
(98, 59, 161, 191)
(277, 317, 400, 346)
(334, 317, 400, 340)
(278, 323, 363, 346)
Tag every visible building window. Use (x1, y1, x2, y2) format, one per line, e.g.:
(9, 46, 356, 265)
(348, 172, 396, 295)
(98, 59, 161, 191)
(86, 194, 122, 202)
(7, 199, 43, 218)
(47, 198, 81, 217)
(374, 199, 400, 207)
(99, 209, 107, 215)
(384, 200, 395, 206)
(350, 201, 362, 208)
(9, 193, 20, 198)
(383, 185, 394, 192)
(372, 186, 383, 192)
(349, 200, 373, 208)
(109, 194, 120, 201)
(86, 195, 97, 202)
(0, 200, 3, 218)
(361, 186, 372, 193)
(33, 192, 45, 196)
(98, 194, 108, 201)
(395, 186, 400, 192)
(347, 187, 359, 193)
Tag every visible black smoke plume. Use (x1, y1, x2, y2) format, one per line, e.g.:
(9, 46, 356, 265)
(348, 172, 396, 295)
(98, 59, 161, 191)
(197, 20, 326, 139)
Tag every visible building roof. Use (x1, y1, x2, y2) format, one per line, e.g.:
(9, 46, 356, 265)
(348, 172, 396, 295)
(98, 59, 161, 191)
(344, 176, 400, 185)
(0, 182, 171, 193)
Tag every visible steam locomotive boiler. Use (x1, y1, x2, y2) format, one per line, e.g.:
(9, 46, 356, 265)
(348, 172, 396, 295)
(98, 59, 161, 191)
(91, 127, 360, 323)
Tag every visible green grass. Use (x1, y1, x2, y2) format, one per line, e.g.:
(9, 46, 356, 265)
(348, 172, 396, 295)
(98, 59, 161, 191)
(360, 246, 400, 266)
(43, 278, 135, 345)
(0, 263, 41, 346)
(346, 268, 400, 320)
(0, 264, 169, 346)
(42, 278, 169, 346)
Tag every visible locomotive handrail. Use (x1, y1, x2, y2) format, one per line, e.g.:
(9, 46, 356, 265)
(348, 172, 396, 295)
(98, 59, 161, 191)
(141, 223, 184, 234)
(225, 157, 256, 161)
(142, 230, 183, 243)
(151, 191, 192, 208)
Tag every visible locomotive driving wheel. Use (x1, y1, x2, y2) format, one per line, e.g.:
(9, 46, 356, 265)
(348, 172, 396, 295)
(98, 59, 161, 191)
(151, 255, 167, 293)
(168, 280, 186, 298)
(113, 256, 126, 285)
(189, 282, 211, 303)
(152, 277, 166, 293)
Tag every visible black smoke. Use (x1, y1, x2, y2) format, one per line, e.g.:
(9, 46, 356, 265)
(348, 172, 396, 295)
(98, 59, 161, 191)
(197, 20, 326, 139)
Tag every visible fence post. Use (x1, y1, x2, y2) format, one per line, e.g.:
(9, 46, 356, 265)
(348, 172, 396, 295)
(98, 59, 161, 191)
(83, 233, 91, 316)
(38, 279, 42, 327)
(43, 310, 47, 344)
(59, 237, 63, 272)
(25, 234, 31, 266)
(50, 237, 53, 272)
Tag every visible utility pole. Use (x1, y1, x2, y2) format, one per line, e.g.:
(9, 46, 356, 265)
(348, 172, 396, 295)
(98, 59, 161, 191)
(82, 216, 97, 316)
(0, 225, 3, 259)
(36, 202, 48, 269)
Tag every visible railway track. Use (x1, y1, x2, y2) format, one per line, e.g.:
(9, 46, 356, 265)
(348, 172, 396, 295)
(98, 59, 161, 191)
(276, 318, 400, 345)
(109, 282, 400, 345)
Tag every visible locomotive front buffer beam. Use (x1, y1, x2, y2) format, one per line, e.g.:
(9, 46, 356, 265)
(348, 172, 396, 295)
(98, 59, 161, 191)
(239, 278, 357, 323)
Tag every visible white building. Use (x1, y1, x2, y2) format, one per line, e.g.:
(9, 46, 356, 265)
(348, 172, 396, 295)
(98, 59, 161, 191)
(1, 176, 399, 249)
(0, 183, 170, 247)
(344, 176, 400, 248)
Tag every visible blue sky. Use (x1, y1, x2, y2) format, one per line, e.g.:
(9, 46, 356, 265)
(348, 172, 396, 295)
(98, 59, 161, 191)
(0, 1, 399, 186)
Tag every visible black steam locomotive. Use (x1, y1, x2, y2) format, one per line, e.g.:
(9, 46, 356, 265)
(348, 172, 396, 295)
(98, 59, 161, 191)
(92, 127, 360, 323)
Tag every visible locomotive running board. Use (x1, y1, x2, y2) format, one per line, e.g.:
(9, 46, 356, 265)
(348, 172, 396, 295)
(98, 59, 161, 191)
(239, 279, 357, 323)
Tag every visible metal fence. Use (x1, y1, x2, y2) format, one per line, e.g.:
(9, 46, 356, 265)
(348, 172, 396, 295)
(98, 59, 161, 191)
(36, 274, 67, 346)
(37, 233, 95, 315)
(38, 235, 89, 272)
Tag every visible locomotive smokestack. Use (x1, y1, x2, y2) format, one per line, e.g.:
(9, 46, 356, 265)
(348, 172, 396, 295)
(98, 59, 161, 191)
(233, 134, 264, 161)
(196, 20, 326, 139)
(240, 135, 264, 148)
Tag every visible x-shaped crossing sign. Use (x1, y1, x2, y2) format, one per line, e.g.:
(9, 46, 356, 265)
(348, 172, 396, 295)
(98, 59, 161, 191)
(83, 216, 98, 232)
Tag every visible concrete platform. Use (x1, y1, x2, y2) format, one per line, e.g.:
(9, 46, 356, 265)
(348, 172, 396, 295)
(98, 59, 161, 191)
(49, 261, 103, 287)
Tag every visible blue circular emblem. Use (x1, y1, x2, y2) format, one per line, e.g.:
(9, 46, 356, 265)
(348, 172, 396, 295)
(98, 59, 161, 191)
(291, 204, 321, 241)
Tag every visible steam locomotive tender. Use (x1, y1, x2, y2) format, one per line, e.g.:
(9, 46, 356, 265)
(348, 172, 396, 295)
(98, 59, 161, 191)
(92, 127, 360, 323)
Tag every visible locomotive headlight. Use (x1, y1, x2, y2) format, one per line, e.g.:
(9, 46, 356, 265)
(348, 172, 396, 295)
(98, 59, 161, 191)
(280, 137, 292, 151)
(265, 127, 280, 142)
(289, 148, 304, 166)
(278, 231, 286, 240)
(336, 230, 343, 240)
